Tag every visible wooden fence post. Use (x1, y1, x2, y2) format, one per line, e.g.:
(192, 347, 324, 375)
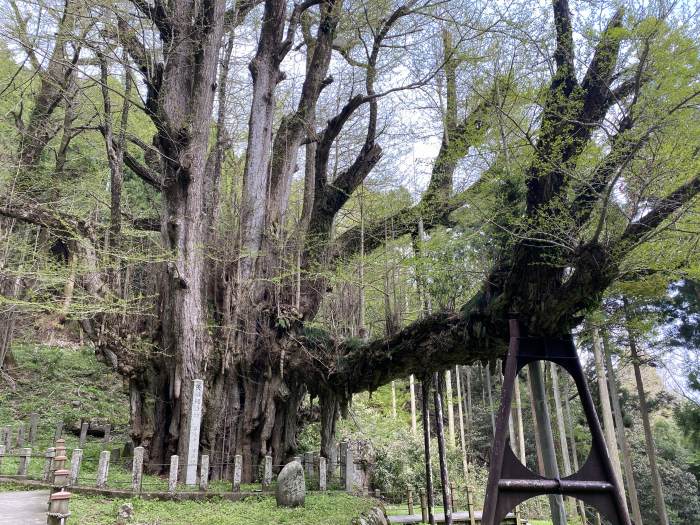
(96, 450, 110, 488)
(168, 455, 179, 494)
(132, 446, 144, 493)
(69, 449, 82, 485)
(0, 444, 5, 470)
(199, 455, 209, 492)
(419, 488, 428, 523)
(466, 485, 476, 525)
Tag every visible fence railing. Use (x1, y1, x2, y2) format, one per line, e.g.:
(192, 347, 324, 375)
(1, 420, 370, 498)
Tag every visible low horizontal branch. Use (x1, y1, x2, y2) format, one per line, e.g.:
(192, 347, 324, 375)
(327, 291, 508, 394)
(0, 196, 90, 238)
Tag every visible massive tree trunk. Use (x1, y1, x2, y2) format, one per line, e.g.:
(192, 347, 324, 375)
(121, 0, 226, 468)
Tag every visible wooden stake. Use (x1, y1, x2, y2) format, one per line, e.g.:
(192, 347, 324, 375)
(602, 328, 644, 525)
(421, 376, 436, 525)
(445, 370, 455, 447)
(410, 375, 418, 434)
(434, 372, 453, 525)
(528, 362, 567, 525)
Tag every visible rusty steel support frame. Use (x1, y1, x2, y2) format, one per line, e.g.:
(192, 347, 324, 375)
(482, 320, 631, 525)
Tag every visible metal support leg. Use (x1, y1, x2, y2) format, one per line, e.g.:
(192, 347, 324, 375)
(482, 319, 632, 525)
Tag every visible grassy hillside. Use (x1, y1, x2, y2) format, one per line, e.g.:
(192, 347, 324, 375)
(0, 343, 130, 438)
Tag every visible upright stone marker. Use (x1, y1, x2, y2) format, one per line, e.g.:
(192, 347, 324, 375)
(132, 446, 144, 493)
(185, 379, 204, 486)
(43, 447, 56, 481)
(16, 424, 25, 448)
(232, 454, 242, 492)
(70, 448, 83, 485)
(111, 447, 121, 463)
(344, 445, 354, 492)
(168, 455, 179, 494)
(328, 442, 337, 480)
(28, 413, 39, 445)
(2, 426, 10, 450)
(304, 452, 314, 479)
(262, 455, 273, 489)
(0, 444, 5, 469)
(18, 447, 31, 476)
(199, 455, 209, 491)
(96, 450, 111, 488)
(318, 457, 327, 491)
(339, 442, 348, 481)
(103, 424, 111, 444)
(54, 422, 63, 441)
(79, 422, 89, 447)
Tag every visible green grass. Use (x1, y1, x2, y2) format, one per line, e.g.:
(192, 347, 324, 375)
(70, 492, 377, 525)
(0, 343, 130, 441)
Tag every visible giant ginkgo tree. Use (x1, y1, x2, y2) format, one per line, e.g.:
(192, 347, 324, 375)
(1, 0, 699, 481)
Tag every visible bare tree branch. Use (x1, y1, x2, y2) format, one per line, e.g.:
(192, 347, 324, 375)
(621, 172, 700, 245)
(123, 150, 163, 189)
